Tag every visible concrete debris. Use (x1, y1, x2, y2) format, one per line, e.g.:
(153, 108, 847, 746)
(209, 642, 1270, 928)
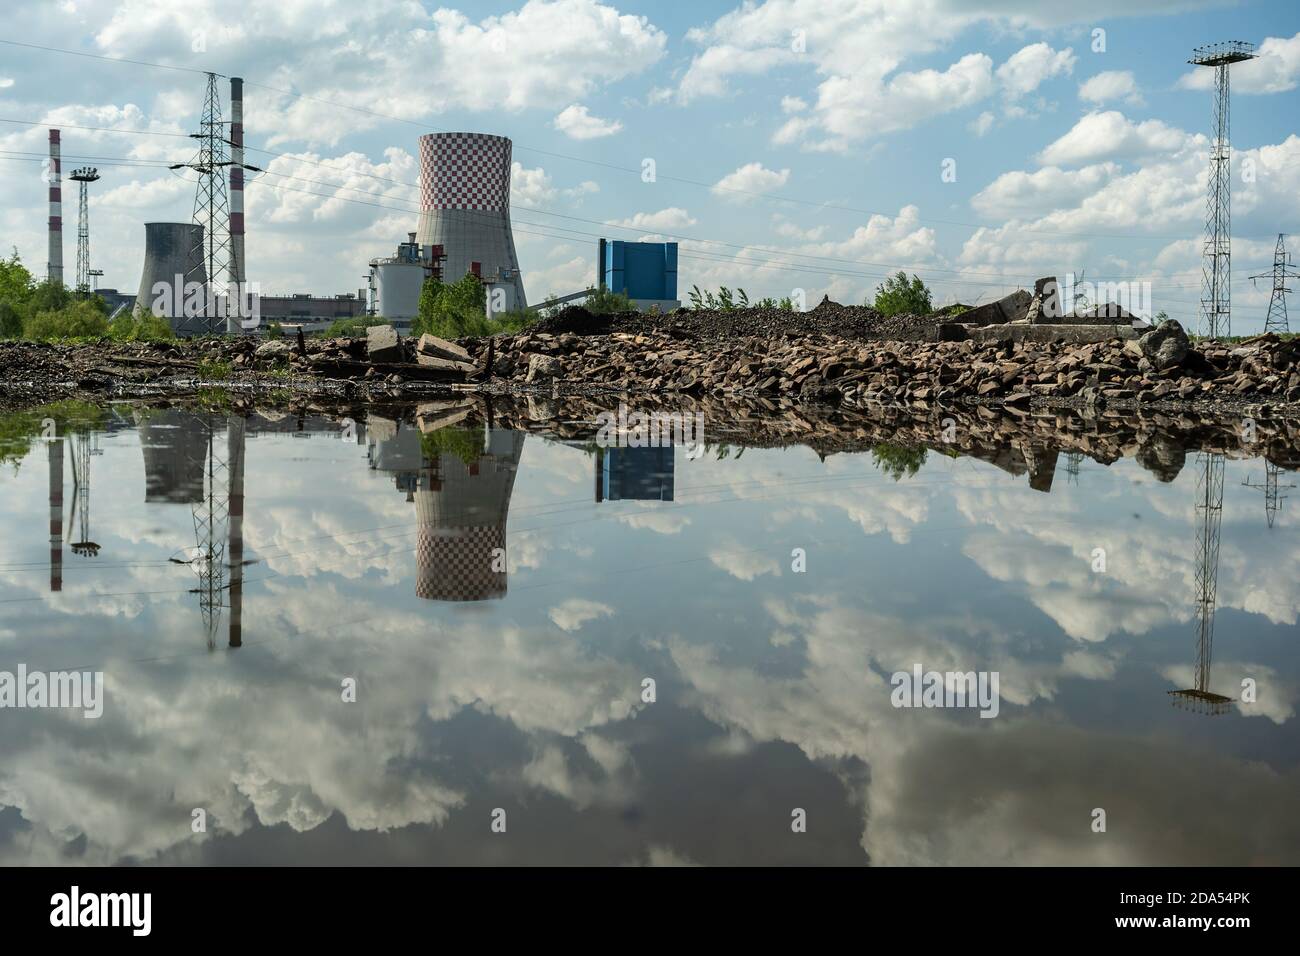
(366, 324, 402, 363)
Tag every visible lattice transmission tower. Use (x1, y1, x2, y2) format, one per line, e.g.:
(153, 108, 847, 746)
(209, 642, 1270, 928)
(1189, 41, 1257, 341)
(1169, 453, 1232, 715)
(172, 73, 233, 334)
(68, 166, 100, 297)
(1249, 233, 1298, 335)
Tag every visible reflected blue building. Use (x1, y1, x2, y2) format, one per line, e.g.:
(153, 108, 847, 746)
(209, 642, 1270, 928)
(595, 446, 675, 502)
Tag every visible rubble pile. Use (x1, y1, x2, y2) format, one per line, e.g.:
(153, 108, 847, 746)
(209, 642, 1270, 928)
(2, 316, 1298, 418)
(466, 320, 1300, 414)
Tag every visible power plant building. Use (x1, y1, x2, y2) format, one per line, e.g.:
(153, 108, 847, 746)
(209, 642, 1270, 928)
(367, 233, 446, 330)
(416, 132, 526, 310)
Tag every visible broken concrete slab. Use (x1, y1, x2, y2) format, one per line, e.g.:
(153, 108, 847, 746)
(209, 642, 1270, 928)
(958, 289, 1032, 327)
(415, 351, 476, 374)
(367, 324, 401, 363)
(417, 333, 472, 364)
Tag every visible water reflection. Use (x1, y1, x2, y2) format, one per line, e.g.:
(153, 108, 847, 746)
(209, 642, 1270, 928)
(1, 399, 1298, 865)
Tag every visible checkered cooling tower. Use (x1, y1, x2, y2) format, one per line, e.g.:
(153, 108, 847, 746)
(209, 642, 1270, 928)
(416, 132, 527, 308)
(419, 132, 511, 213)
(412, 428, 525, 603)
(415, 525, 507, 602)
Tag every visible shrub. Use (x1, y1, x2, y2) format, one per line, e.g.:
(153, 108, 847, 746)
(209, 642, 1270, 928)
(871, 272, 932, 317)
(23, 301, 109, 341)
(0, 301, 22, 339)
(108, 309, 175, 343)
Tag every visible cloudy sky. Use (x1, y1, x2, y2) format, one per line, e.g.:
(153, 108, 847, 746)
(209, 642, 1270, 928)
(1, 0, 1299, 329)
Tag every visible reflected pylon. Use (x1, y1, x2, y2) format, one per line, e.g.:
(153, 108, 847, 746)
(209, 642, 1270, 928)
(69, 430, 102, 557)
(227, 414, 246, 649)
(190, 415, 230, 650)
(1169, 453, 1232, 715)
(1242, 462, 1293, 529)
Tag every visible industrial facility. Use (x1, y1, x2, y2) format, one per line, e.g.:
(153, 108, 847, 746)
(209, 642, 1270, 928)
(366, 233, 446, 331)
(416, 132, 527, 311)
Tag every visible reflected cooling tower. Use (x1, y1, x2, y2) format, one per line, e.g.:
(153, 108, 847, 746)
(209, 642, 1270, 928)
(135, 409, 208, 504)
(416, 133, 526, 309)
(414, 428, 525, 602)
(137, 222, 206, 335)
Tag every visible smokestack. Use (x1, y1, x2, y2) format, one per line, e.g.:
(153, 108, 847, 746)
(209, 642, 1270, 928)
(228, 77, 245, 333)
(416, 133, 526, 308)
(47, 129, 63, 285)
(48, 438, 63, 592)
(227, 414, 245, 648)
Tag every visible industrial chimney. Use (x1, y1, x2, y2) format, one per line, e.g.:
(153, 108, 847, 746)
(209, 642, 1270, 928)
(416, 132, 526, 309)
(47, 129, 63, 285)
(228, 76, 246, 333)
(136, 222, 207, 336)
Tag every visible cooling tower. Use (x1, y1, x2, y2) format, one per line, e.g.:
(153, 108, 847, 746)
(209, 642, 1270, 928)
(414, 427, 525, 602)
(137, 222, 207, 335)
(416, 132, 526, 309)
(47, 129, 62, 284)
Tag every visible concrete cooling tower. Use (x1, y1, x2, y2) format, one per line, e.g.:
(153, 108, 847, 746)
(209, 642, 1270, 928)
(414, 428, 525, 602)
(137, 222, 207, 335)
(416, 132, 526, 310)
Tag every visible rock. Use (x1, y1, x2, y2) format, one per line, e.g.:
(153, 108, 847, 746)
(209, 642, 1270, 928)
(417, 333, 471, 364)
(367, 324, 402, 363)
(255, 340, 294, 359)
(1137, 320, 1190, 371)
(526, 354, 561, 383)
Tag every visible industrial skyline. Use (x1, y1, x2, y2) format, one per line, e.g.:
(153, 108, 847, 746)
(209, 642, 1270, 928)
(2, 2, 1299, 331)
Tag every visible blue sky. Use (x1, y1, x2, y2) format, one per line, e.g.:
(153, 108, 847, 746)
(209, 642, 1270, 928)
(2, 0, 1299, 329)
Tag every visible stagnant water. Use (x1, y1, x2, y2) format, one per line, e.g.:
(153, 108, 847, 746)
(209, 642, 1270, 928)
(0, 402, 1296, 866)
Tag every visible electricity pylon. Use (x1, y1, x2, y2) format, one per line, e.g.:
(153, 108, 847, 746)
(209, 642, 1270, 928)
(1169, 453, 1232, 715)
(189, 415, 230, 650)
(1249, 234, 1298, 335)
(1189, 41, 1257, 340)
(172, 73, 232, 333)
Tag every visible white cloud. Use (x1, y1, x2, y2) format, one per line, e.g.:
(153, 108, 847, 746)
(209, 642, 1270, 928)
(552, 104, 624, 139)
(711, 162, 790, 200)
(608, 207, 697, 230)
(971, 163, 1121, 218)
(970, 110, 995, 136)
(1178, 32, 1300, 95)
(548, 598, 616, 632)
(0, 77, 13, 89)
(1036, 111, 1199, 166)
(996, 42, 1076, 99)
(1079, 70, 1144, 106)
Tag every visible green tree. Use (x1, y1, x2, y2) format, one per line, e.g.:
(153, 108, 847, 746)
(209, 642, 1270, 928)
(871, 442, 928, 481)
(108, 308, 175, 342)
(871, 272, 932, 317)
(0, 248, 34, 305)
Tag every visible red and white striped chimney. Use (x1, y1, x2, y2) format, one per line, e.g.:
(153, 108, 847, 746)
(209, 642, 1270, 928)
(47, 129, 63, 285)
(228, 77, 245, 332)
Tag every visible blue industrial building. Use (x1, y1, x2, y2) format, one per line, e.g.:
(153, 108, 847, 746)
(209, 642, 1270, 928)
(599, 239, 680, 312)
